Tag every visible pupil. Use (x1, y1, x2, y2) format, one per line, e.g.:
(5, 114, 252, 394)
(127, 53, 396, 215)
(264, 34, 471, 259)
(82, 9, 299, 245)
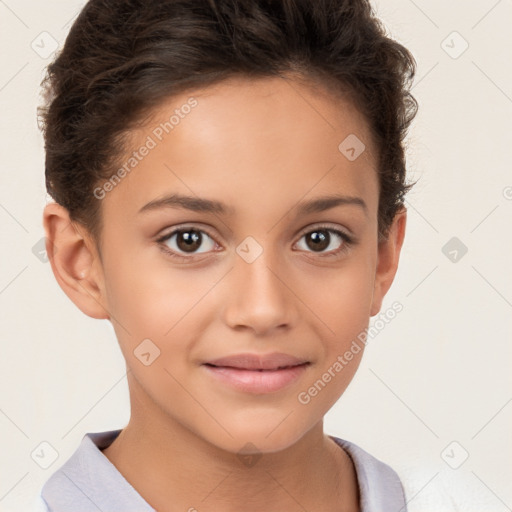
(308, 230, 329, 251)
(178, 230, 201, 252)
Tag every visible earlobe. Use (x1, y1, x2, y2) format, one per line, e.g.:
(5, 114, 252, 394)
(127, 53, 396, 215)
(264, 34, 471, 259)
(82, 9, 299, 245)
(370, 207, 407, 317)
(42, 202, 110, 320)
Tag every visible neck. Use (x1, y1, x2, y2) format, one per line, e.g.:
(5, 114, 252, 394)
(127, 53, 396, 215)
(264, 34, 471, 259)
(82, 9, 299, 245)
(102, 380, 359, 511)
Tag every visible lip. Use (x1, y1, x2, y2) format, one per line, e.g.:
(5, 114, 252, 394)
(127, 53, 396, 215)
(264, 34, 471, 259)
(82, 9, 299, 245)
(202, 352, 310, 394)
(204, 352, 309, 370)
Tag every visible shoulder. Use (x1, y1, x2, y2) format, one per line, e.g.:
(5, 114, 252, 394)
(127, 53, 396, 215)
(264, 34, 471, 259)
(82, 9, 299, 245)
(330, 436, 408, 512)
(39, 429, 155, 512)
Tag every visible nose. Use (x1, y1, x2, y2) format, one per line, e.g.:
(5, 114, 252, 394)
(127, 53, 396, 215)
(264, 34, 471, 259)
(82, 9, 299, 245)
(222, 248, 299, 336)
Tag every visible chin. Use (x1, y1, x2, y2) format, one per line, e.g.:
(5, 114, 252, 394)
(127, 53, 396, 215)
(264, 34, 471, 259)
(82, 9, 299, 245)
(197, 411, 315, 457)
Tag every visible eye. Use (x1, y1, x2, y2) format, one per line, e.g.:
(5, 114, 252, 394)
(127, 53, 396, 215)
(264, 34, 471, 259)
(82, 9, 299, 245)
(156, 224, 354, 262)
(295, 225, 353, 257)
(156, 227, 218, 260)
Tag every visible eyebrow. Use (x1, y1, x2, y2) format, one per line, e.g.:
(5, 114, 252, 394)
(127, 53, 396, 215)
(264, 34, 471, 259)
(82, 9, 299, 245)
(138, 193, 368, 217)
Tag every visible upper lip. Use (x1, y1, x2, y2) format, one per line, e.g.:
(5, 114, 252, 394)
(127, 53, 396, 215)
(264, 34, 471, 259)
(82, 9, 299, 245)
(204, 352, 310, 370)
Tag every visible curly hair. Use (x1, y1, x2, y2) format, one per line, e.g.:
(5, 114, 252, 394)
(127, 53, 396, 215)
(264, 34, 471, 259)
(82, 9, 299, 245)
(38, 0, 418, 252)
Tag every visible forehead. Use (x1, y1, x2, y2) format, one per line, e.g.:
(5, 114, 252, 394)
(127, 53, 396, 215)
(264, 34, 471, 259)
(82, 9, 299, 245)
(101, 75, 378, 223)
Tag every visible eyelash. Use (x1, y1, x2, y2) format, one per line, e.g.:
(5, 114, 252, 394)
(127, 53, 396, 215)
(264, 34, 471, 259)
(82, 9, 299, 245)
(156, 224, 355, 262)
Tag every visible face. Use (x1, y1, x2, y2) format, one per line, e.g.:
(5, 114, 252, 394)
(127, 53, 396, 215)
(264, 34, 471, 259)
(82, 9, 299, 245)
(53, 75, 404, 455)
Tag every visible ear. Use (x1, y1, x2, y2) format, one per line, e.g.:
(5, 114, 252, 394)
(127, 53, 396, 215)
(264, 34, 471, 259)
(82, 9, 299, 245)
(42, 202, 110, 320)
(370, 206, 407, 317)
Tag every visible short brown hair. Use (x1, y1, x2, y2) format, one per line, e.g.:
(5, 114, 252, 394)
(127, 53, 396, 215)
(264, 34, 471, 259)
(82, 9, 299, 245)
(38, 0, 418, 251)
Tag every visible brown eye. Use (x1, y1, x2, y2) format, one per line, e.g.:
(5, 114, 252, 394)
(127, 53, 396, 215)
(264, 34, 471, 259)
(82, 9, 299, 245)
(295, 227, 352, 256)
(175, 229, 202, 253)
(159, 228, 217, 257)
(305, 230, 330, 252)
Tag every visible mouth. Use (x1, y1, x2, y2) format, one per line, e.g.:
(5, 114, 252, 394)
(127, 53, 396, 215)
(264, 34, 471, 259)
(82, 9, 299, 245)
(203, 352, 310, 371)
(201, 353, 311, 393)
(203, 363, 308, 371)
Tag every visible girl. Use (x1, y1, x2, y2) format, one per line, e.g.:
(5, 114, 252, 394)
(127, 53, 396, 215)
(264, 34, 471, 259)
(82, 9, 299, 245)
(36, 0, 418, 510)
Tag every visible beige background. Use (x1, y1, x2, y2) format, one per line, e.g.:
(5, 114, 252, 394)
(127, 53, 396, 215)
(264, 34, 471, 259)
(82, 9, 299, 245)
(1, 0, 511, 510)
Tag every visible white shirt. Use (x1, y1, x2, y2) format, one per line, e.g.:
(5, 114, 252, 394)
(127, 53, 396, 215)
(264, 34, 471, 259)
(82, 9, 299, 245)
(34, 429, 407, 511)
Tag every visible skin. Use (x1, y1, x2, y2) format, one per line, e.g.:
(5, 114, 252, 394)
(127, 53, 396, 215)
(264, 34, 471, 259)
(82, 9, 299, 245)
(43, 74, 406, 512)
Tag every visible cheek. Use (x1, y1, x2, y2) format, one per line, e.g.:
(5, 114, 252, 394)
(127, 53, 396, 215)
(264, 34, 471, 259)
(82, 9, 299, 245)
(300, 255, 374, 396)
(102, 250, 226, 408)
(103, 243, 212, 336)
(309, 254, 375, 337)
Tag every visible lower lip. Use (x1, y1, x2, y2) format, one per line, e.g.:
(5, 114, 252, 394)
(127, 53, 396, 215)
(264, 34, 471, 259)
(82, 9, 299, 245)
(202, 363, 310, 394)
